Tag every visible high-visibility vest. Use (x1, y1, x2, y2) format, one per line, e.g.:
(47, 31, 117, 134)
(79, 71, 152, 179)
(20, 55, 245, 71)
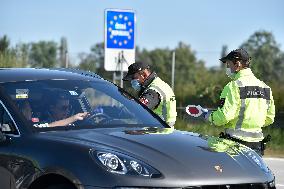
(209, 68, 275, 142)
(144, 77, 177, 126)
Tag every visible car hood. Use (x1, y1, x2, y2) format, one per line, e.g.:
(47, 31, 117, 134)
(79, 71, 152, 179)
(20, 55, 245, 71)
(42, 127, 273, 186)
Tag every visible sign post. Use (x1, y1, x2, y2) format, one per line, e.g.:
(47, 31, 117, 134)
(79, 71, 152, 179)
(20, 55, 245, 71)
(104, 9, 136, 87)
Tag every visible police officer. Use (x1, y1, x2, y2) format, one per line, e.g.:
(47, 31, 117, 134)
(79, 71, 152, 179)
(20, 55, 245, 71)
(123, 61, 177, 127)
(202, 49, 275, 156)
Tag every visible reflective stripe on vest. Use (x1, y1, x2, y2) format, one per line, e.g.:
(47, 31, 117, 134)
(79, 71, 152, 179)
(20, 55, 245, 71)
(235, 80, 271, 128)
(266, 100, 270, 110)
(262, 83, 271, 111)
(225, 128, 264, 138)
(148, 85, 167, 121)
(235, 80, 245, 130)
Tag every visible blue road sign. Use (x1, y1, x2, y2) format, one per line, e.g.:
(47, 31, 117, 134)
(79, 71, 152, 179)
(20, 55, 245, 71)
(105, 10, 135, 49)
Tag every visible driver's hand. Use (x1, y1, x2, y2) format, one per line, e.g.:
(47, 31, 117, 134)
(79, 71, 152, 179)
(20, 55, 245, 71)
(72, 112, 89, 122)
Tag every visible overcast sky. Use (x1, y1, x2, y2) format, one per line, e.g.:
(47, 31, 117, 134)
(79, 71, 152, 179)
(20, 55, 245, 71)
(1, 0, 284, 67)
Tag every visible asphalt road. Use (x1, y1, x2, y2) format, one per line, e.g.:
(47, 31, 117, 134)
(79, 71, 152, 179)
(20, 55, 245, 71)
(264, 158, 284, 188)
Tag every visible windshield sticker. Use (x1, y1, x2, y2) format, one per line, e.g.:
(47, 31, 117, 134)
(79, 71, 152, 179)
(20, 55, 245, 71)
(69, 91, 78, 96)
(16, 89, 29, 99)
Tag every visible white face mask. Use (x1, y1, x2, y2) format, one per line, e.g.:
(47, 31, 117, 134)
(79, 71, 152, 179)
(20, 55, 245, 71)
(226, 68, 235, 79)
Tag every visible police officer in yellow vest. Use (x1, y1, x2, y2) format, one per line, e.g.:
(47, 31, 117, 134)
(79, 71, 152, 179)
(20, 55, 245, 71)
(201, 49, 275, 156)
(123, 62, 177, 127)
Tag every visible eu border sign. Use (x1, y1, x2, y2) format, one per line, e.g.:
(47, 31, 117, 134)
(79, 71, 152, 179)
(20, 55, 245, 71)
(104, 9, 136, 71)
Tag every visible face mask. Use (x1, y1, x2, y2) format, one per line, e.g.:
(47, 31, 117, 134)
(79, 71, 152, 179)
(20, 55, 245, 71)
(131, 79, 141, 91)
(226, 68, 236, 79)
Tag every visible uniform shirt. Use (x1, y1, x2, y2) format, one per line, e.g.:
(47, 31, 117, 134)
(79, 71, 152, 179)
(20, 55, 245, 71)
(208, 68, 275, 142)
(138, 72, 161, 110)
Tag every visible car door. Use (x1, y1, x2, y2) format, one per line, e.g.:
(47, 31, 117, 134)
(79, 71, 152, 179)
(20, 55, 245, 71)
(0, 166, 12, 189)
(0, 102, 17, 189)
(0, 99, 39, 189)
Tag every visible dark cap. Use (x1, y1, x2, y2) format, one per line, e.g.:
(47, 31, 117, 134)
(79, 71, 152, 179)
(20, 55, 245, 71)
(220, 49, 250, 63)
(123, 61, 150, 81)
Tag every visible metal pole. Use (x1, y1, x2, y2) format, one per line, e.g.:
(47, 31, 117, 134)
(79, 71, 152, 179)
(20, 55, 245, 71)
(171, 51, 175, 90)
(113, 72, 116, 84)
(65, 50, 69, 68)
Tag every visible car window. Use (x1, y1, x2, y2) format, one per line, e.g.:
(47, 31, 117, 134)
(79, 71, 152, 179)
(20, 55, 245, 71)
(84, 88, 120, 108)
(0, 102, 18, 135)
(1, 79, 164, 131)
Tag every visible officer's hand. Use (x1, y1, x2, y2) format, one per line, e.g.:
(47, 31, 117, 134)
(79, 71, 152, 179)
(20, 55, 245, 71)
(201, 108, 211, 120)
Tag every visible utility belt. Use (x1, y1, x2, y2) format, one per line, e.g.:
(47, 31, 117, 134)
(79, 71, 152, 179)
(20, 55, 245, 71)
(219, 132, 271, 156)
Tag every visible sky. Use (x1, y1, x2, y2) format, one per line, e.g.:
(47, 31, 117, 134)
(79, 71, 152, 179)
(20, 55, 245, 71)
(1, 0, 284, 67)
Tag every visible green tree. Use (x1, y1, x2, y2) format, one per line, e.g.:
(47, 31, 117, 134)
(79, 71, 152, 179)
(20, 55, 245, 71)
(29, 41, 58, 68)
(15, 43, 30, 67)
(0, 35, 10, 53)
(240, 30, 284, 82)
(0, 35, 28, 67)
(78, 42, 112, 80)
(78, 52, 97, 72)
(59, 37, 68, 68)
(137, 47, 172, 82)
(136, 42, 210, 107)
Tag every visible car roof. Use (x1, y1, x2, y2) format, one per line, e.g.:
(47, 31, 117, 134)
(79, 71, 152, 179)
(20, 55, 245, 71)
(0, 68, 103, 83)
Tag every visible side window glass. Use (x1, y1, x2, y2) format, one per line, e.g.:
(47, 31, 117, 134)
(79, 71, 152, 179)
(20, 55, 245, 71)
(0, 104, 17, 134)
(84, 88, 122, 108)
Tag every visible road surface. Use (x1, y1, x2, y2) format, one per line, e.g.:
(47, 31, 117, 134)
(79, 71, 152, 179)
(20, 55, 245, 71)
(264, 158, 284, 188)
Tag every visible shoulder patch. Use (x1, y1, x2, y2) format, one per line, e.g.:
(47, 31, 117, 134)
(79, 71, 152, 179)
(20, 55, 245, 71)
(140, 97, 149, 105)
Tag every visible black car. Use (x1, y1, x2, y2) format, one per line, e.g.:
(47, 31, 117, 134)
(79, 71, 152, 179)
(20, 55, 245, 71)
(0, 68, 275, 189)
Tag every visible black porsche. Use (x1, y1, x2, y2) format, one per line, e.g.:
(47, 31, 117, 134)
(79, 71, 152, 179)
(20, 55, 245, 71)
(0, 68, 275, 189)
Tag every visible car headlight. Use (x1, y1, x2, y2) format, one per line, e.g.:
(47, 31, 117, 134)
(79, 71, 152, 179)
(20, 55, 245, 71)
(243, 148, 269, 173)
(91, 150, 161, 178)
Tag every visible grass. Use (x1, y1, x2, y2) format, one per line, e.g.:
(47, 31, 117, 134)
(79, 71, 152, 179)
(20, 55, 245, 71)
(174, 117, 284, 157)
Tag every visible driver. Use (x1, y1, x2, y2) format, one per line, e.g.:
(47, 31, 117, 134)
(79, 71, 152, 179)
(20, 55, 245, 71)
(17, 100, 32, 121)
(44, 92, 88, 127)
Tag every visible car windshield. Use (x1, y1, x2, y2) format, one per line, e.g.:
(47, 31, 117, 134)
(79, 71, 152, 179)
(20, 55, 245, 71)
(2, 79, 164, 130)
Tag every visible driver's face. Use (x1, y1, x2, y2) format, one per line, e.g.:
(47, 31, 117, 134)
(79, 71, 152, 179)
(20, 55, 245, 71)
(53, 99, 70, 119)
